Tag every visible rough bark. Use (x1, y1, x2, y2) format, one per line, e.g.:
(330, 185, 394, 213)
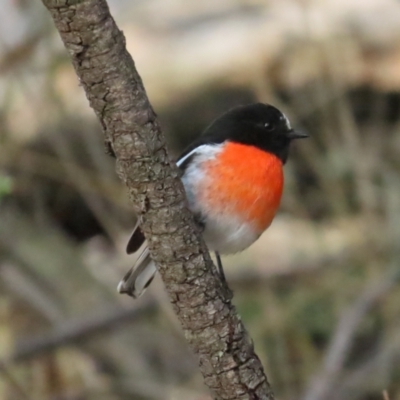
(40, 1, 274, 399)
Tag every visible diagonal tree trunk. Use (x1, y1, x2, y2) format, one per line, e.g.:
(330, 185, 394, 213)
(40, 1, 274, 398)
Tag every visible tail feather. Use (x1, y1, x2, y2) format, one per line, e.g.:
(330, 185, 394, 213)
(126, 222, 146, 254)
(118, 246, 157, 298)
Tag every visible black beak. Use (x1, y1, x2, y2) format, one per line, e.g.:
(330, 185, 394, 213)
(286, 129, 308, 140)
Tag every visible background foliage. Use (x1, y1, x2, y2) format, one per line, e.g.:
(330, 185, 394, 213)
(1, 0, 400, 399)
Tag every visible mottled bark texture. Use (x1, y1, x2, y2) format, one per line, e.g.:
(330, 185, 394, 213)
(40, 1, 274, 399)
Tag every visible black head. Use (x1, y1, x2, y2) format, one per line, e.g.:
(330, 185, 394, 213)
(201, 103, 307, 163)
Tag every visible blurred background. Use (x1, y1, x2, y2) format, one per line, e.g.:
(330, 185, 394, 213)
(1, 0, 400, 399)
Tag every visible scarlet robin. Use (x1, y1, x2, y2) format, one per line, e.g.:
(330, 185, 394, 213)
(118, 103, 308, 298)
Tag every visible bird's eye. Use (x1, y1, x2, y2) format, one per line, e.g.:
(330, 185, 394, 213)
(264, 122, 274, 131)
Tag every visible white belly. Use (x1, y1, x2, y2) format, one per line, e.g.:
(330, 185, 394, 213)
(202, 213, 259, 254)
(180, 143, 260, 254)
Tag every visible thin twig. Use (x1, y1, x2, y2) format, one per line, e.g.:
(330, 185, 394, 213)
(382, 390, 390, 400)
(302, 268, 400, 400)
(0, 300, 155, 369)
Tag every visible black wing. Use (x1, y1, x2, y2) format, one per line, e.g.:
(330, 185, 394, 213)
(126, 225, 146, 254)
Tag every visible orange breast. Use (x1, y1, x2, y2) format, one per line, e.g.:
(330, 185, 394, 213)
(198, 142, 284, 232)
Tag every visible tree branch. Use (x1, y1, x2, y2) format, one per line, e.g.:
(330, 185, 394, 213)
(40, 0, 274, 399)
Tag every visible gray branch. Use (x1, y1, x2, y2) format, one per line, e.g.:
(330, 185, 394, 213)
(39, 0, 274, 399)
(0, 301, 155, 368)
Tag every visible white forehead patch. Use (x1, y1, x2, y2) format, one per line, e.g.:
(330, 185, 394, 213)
(281, 113, 292, 130)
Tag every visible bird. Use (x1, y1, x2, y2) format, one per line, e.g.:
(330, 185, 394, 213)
(118, 102, 308, 298)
